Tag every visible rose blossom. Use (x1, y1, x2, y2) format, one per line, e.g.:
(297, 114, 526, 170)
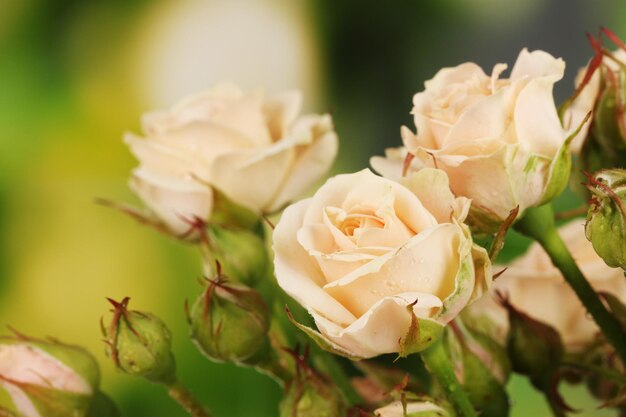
(468, 221, 626, 350)
(385, 49, 572, 232)
(125, 83, 338, 234)
(273, 168, 491, 358)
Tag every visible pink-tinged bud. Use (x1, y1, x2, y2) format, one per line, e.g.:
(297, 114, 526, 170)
(102, 298, 176, 385)
(0, 330, 101, 417)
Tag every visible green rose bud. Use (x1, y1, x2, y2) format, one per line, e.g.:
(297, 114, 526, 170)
(0, 331, 101, 417)
(102, 297, 176, 385)
(188, 270, 270, 366)
(279, 350, 346, 417)
(203, 224, 269, 287)
(499, 293, 564, 389)
(585, 169, 626, 269)
(444, 320, 510, 417)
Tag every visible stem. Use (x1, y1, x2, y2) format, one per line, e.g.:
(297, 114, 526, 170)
(313, 353, 363, 406)
(167, 381, 212, 417)
(515, 204, 626, 364)
(421, 338, 477, 417)
(545, 392, 567, 417)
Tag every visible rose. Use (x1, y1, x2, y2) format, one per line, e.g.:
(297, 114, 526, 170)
(126, 83, 338, 234)
(273, 168, 491, 359)
(392, 49, 572, 232)
(468, 221, 626, 350)
(0, 335, 100, 416)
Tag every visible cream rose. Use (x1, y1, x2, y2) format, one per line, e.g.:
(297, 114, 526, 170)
(393, 49, 573, 232)
(126, 83, 338, 234)
(273, 168, 491, 359)
(468, 221, 626, 350)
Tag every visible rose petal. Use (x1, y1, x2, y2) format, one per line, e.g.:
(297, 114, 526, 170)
(263, 90, 303, 140)
(510, 48, 565, 82)
(323, 224, 462, 318)
(312, 292, 443, 358)
(273, 199, 357, 325)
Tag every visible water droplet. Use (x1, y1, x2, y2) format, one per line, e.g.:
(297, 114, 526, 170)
(370, 289, 380, 295)
(385, 280, 396, 288)
(585, 312, 593, 321)
(419, 258, 425, 264)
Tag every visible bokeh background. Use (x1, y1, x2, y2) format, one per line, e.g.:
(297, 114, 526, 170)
(1, 0, 625, 416)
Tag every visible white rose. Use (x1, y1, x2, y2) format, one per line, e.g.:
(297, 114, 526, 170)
(374, 400, 450, 417)
(126, 83, 338, 234)
(468, 221, 626, 350)
(0, 338, 99, 416)
(395, 49, 574, 231)
(273, 168, 491, 359)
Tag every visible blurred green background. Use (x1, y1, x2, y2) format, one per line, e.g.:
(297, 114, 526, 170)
(0, 0, 624, 416)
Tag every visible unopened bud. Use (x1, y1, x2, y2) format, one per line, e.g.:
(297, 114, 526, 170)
(444, 320, 510, 417)
(87, 391, 122, 417)
(188, 271, 270, 365)
(102, 297, 176, 384)
(0, 330, 100, 417)
(585, 169, 626, 269)
(204, 224, 268, 287)
(279, 349, 346, 417)
(498, 293, 564, 389)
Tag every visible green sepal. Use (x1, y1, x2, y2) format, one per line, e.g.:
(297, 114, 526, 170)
(12, 382, 92, 417)
(0, 386, 17, 415)
(285, 307, 362, 361)
(540, 112, 591, 205)
(398, 304, 444, 359)
(205, 224, 269, 287)
(209, 189, 260, 230)
(86, 391, 122, 417)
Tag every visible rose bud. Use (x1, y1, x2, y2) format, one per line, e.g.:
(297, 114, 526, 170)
(188, 271, 271, 366)
(279, 349, 347, 417)
(102, 297, 176, 385)
(374, 400, 450, 417)
(125, 83, 338, 236)
(203, 224, 269, 287)
(468, 220, 626, 352)
(273, 168, 492, 359)
(376, 49, 575, 234)
(497, 293, 564, 389)
(443, 320, 510, 417)
(0, 331, 100, 417)
(563, 36, 626, 167)
(585, 169, 626, 270)
(87, 392, 122, 417)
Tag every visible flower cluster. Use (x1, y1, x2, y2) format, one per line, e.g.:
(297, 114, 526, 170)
(11, 30, 626, 417)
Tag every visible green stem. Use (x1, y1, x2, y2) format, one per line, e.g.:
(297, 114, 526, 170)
(515, 204, 626, 364)
(313, 352, 362, 406)
(421, 338, 477, 417)
(167, 381, 212, 417)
